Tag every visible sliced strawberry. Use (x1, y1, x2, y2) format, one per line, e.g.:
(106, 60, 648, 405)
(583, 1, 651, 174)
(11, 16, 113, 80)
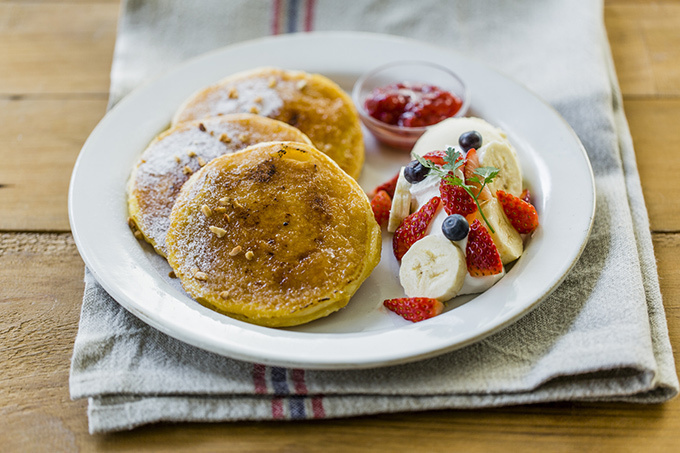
(369, 172, 399, 199)
(496, 190, 539, 234)
(520, 188, 532, 205)
(393, 196, 441, 261)
(463, 148, 492, 201)
(466, 219, 503, 276)
(383, 297, 444, 322)
(440, 173, 477, 216)
(422, 150, 447, 166)
(370, 189, 391, 227)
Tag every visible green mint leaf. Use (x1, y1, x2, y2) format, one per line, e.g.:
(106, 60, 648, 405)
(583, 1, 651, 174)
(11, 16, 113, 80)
(442, 146, 463, 172)
(473, 166, 500, 183)
(442, 173, 464, 186)
(414, 153, 436, 171)
(468, 175, 483, 186)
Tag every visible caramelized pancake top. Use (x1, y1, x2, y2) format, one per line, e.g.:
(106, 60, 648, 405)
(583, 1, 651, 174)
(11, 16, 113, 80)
(172, 67, 364, 179)
(165, 142, 381, 327)
(127, 114, 311, 256)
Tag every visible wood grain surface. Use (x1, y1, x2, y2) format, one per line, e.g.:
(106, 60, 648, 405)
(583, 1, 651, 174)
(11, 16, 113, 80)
(1, 0, 679, 451)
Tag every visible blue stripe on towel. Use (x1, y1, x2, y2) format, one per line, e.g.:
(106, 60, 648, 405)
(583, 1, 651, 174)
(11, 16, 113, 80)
(289, 396, 306, 419)
(287, 0, 299, 33)
(271, 367, 289, 395)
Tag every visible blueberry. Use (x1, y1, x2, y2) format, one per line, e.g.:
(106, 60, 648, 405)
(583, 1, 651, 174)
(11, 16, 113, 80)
(442, 214, 469, 241)
(458, 130, 482, 152)
(403, 160, 430, 183)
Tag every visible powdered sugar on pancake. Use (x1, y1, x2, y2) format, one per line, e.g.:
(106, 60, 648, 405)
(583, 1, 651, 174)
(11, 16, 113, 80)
(210, 79, 285, 118)
(128, 115, 310, 256)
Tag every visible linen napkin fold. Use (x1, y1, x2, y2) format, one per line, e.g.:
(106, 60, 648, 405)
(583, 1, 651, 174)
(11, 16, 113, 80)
(70, 0, 678, 433)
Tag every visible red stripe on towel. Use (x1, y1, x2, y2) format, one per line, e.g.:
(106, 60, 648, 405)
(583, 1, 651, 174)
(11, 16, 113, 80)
(271, 0, 282, 35)
(311, 396, 325, 418)
(291, 369, 307, 394)
(304, 0, 316, 32)
(253, 364, 267, 394)
(272, 397, 285, 419)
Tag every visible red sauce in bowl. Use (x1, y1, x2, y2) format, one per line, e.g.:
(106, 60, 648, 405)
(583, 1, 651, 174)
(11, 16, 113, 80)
(364, 82, 463, 128)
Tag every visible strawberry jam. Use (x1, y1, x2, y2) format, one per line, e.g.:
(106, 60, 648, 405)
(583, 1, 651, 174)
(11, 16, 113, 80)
(364, 82, 463, 128)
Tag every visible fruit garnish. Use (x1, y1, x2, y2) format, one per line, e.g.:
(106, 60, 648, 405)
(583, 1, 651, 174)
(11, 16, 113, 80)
(463, 148, 492, 202)
(441, 214, 469, 241)
(404, 159, 430, 183)
(369, 172, 399, 199)
(421, 150, 448, 166)
(393, 196, 441, 260)
(496, 190, 539, 234)
(415, 146, 499, 233)
(440, 175, 477, 216)
(399, 235, 466, 301)
(383, 297, 444, 322)
(458, 130, 483, 152)
(370, 189, 392, 227)
(465, 219, 503, 276)
(520, 188, 532, 205)
(387, 169, 413, 233)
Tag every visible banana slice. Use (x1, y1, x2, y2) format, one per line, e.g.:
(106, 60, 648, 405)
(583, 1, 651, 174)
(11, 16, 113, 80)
(387, 168, 412, 233)
(475, 198, 523, 264)
(412, 117, 511, 157)
(478, 141, 523, 197)
(399, 235, 466, 301)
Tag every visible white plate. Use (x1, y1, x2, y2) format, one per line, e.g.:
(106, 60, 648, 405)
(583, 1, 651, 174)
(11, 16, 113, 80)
(69, 32, 595, 370)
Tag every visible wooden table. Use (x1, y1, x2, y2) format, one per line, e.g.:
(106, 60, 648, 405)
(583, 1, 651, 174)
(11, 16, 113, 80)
(1, 1, 678, 451)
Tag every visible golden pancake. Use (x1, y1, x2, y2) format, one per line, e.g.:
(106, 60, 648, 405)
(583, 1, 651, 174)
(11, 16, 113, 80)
(165, 141, 381, 327)
(127, 114, 311, 257)
(172, 67, 364, 179)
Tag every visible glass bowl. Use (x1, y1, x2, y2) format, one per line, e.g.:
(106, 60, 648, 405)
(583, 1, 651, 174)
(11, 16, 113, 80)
(352, 61, 470, 150)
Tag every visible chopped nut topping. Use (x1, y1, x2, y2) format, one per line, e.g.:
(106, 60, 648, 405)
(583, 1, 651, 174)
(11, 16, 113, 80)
(198, 156, 207, 166)
(209, 225, 227, 238)
(249, 105, 260, 114)
(254, 96, 263, 103)
(228, 87, 238, 99)
(245, 250, 254, 260)
(215, 206, 227, 214)
(186, 149, 196, 157)
(190, 266, 199, 275)
(219, 197, 230, 205)
(127, 217, 136, 228)
(233, 199, 243, 209)
(201, 204, 212, 217)
(296, 79, 307, 90)
(194, 271, 208, 281)
(268, 77, 277, 88)
(238, 133, 249, 142)
(174, 155, 181, 163)
(133, 230, 143, 240)
(198, 123, 206, 132)
(168, 271, 177, 278)
(219, 291, 230, 299)
(219, 133, 231, 143)
(183, 165, 193, 175)
(229, 245, 242, 256)
(223, 214, 230, 222)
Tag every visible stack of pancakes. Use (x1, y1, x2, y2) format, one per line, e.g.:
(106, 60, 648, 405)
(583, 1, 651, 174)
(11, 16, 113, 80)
(127, 68, 381, 327)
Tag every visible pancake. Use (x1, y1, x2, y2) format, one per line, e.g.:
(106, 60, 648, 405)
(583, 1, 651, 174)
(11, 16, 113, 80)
(127, 114, 311, 257)
(172, 67, 364, 179)
(165, 141, 381, 327)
